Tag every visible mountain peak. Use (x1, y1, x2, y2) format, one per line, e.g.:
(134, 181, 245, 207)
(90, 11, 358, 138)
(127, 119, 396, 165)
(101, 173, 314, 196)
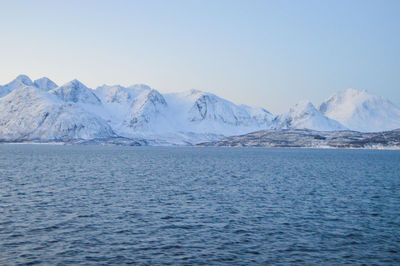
(188, 89, 215, 97)
(34, 77, 58, 91)
(0, 74, 34, 97)
(319, 88, 400, 132)
(290, 101, 316, 112)
(287, 101, 321, 119)
(64, 79, 88, 89)
(133, 89, 167, 108)
(275, 100, 346, 131)
(51, 79, 100, 104)
(189, 89, 203, 95)
(126, 88, 168, 130)
(14, 74, 33, 86)
(343, 88, 368, 95)
(95, 84, 132, 104)
(128, 84, 152, 91)
(340, 88, 371, 102)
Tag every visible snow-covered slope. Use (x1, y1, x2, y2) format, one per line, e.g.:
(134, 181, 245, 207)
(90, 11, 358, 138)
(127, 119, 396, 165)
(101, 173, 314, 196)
(93, 86, 274, 142)
(0, 75, 58, 97)
(0, 74, 33, 97)
(0, 85, 114, 141)
(125, 89, 168, 130)
(34, 77, 58, 91)
(186, 90, 271, 125)
(1, 75, 399, 145)
(96, 85, 133, 104)
(319, 88, 400, 132)
(94, 84, 169, 134)
(163, 90, 274, 135)
(274, 101, 347, 131)
(95, 84, 151, 105)
(0, 75, 275, 144)
(50, 79, 101, 105)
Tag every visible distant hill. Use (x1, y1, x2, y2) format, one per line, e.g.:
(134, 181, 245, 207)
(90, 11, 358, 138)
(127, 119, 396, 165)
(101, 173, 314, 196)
(197, 129, 400, 149)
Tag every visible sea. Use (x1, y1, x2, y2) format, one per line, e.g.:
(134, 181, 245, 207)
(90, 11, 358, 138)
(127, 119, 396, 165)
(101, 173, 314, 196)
(0, 145, 399, 265)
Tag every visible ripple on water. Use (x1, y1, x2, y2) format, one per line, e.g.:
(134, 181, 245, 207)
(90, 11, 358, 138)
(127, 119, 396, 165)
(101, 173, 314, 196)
(0, 145, 400, 265)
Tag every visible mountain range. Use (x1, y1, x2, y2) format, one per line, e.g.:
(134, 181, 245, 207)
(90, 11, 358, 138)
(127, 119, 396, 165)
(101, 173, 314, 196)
(1, 75, 400, 145)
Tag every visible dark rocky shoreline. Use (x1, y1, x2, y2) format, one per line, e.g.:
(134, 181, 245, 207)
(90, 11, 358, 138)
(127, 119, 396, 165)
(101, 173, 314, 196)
(197, 129, 400, 149)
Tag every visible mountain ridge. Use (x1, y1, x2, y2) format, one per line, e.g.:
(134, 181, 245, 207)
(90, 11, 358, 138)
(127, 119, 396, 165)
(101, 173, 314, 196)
(319, 88, 400, 132)
(0, 75, 399, 145)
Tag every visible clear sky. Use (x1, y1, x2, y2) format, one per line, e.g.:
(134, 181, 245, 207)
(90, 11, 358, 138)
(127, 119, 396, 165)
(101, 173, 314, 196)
(0, 0, 399, 113)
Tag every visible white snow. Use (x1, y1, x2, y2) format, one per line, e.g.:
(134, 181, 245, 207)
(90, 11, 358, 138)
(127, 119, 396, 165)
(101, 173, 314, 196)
(0, 75, 399, 144)
(33, 77, 58, 91)
(274, 101, 347, 131)
(319, 88, 400, 132)
(92, 87, 274, 143)
(0, 85, 114, 141)
(50, 79, 101, 105)
(0, 74, 33, 97)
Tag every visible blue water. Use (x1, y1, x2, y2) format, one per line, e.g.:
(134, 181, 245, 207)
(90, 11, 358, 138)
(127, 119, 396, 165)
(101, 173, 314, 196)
(0, 145, 399, 265)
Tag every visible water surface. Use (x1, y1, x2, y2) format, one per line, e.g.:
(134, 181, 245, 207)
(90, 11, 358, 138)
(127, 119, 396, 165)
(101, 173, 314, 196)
(0, 145, 399, 264)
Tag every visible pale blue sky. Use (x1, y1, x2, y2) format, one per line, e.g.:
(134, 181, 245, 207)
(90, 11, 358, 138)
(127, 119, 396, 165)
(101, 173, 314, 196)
(0, 0, 399, 113)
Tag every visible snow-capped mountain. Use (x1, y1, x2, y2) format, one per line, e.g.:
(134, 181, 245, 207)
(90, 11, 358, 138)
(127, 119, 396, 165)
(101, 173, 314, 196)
(94, 87, 275, 144)
(96, 85, 133, 104)
(95, 84, 151, 105)
(0, 74, 34, 97)
(185, 90, 272, 126)
(0, 75, 277, 144)
(319, 88, 400, 132)
(95, 84, 172, 137)
(93, 85, 274, 143)
(0, 85, 114, 141)
(34, 77, 58, 91)
(50, 79, 101, 105)
(125, 89, 168, 130)
(163, 90, 274, 134)
(273, 101, 347, 131)
(1, 75, 399, 145)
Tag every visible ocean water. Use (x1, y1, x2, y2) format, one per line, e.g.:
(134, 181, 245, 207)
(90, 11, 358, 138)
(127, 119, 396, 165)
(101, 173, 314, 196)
(0, 145, 399, 265)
